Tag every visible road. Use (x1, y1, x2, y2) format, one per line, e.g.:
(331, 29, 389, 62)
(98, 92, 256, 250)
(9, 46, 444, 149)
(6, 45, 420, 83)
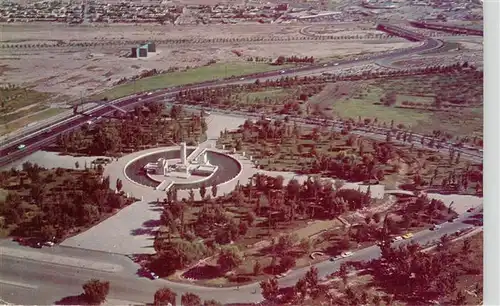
(0, 24, 483, 304)
(0, 206, 482, 305)
(0, 26, 443, 166)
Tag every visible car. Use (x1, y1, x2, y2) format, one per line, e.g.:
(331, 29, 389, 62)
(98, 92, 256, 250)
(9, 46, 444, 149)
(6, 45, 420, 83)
(402, 233, 414, 239)
(43, 241, 55, 247)
(150, 272, 159, 280)
(17, 144, 26, 150)
(354, 57, 359, 60)
(467, 208, 474, 213)
(280, 70, 286, 74)
(323, 63, 328, 67)
(340, 251, 353, 258)
(146, 92, 153, 96)
(240, 77, 245, 81)
(333, 63, 339, 66)
(391, 236, 403, 242)
(430, 224, 441, 231)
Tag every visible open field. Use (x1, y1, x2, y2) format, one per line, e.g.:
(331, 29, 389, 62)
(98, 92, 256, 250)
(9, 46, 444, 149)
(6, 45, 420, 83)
(0, 23, 384, 42)
(0, 107, 66, 136)
(0, 21, 416, 101)
(92, 62, 290, 100)
(310, 68, 484, 138)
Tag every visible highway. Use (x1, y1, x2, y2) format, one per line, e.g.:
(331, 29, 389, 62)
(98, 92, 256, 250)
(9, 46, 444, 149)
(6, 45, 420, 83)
(0, 23, 483, 304)
(0, 27, 443, 167)
(0, 206, 482, 305)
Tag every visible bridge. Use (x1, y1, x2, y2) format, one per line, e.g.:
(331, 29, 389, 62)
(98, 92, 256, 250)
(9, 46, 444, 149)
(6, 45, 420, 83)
(409, 21, 483, 36)
(73, 99, 128, 116)
(376, 23, 427, 42)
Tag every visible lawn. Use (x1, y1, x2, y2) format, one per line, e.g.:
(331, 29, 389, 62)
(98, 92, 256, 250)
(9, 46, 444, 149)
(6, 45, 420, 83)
(242, 88, 293, 104)
(313, 70, 483, 137)
(93, 62, 286, 101)
(333, 98, 431, 129)
(396, 94, 435, 106)
(0, 87, 51, 114)
(0, 108, 67, 136)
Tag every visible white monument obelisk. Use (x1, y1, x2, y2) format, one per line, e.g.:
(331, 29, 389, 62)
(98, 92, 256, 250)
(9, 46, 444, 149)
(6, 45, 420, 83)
(180, 142, 187, 165)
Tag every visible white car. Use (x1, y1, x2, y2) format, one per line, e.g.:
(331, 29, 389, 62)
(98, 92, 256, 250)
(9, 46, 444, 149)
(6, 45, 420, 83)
(392, 236, 403, 242)
(333, 63, 339, 66)
(240, 77, 245, 80)
(44, 241, 55, 247)
(430, 224, 442, 231)
(323, 63, 328, 67)
(150, 272, 159, 280)
(341, 251, 353, 258)
(280, 70, 286, 74)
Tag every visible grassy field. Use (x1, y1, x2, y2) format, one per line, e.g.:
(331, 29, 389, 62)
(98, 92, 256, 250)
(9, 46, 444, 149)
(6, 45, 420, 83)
(313, 70, 483, 137)
(0, 87, 51, 114)
(242, 88, 292, 104)
(0, 108, 66, 136)
(93, 62, 287, 100)
(396, 94, 435, 106)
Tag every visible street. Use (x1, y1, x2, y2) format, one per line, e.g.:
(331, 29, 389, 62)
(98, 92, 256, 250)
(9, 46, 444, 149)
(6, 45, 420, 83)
(0, 205, 481, 305)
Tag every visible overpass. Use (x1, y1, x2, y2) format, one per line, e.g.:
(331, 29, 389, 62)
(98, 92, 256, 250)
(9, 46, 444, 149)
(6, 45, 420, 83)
(73, 99, 128, 116)
(376, 23, 427, 42)
(409, 21, 483, 36)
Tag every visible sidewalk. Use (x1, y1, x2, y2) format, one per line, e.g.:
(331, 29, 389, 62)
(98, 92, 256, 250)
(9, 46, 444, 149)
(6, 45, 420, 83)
(0, 246, 124, 273)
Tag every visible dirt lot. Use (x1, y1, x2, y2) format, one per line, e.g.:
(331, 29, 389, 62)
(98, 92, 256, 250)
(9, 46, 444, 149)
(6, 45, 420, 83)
(0, 22, 415, 100)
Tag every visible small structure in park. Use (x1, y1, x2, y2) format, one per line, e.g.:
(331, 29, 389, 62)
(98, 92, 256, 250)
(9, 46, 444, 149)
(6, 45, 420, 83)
(144, 142, 217, 179)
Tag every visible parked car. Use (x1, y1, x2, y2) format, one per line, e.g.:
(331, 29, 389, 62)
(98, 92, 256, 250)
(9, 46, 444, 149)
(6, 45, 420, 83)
(430, 224, 442, 231)
(391, 236, 403, 242)
(340, 251, 353, 258)
(402, 233, 414, 239)
(17, 144, 26, 150)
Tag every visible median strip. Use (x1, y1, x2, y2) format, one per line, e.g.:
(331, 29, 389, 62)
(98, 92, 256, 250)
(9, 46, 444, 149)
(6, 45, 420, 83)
(0, 279, 38, 289)
(0, 247, 123, 273)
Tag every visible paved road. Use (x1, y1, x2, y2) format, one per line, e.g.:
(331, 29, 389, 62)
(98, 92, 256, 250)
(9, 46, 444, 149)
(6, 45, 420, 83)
(0, 26, 443, 166)
(0, 24, 483, 304)
(0, 206, 482, 305)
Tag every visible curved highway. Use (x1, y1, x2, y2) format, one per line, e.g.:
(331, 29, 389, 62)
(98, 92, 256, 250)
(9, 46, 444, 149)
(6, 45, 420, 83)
(0, 32, 454, 168)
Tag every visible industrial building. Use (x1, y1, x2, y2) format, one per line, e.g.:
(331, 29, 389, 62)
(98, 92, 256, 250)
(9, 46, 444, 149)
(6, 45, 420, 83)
(130, 42, 156, 58)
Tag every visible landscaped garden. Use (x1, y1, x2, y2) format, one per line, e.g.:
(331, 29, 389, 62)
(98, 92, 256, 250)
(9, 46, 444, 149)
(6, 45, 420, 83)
(217, 118, 482, 195)
(47, 103, 207, 157)
(0, 162, 135, 242)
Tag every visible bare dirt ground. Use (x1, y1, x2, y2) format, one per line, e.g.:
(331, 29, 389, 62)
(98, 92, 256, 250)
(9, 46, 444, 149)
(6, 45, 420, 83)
(0, 23, 371, 42)
(0, 22, 416, 99)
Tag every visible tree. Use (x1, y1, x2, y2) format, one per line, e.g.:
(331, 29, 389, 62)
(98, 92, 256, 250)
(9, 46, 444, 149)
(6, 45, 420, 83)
(82, 279, 110, 304)
(260, 278, 279, 301)
(203, 300, 222, 306)
(305, 266, 319, 290)
(154, 287, 177, 306)
(217, 245, 244, 272)
(199, 183, 207, 199)
(253, 260, 262, 276)
(116, 178, 123, 192)
(279, 255, 296, 272)
(211, 183, 218, 198)
(181, 292, 202, 306)
(338, 263, 349, 286)
(295, 277, 308, 300)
